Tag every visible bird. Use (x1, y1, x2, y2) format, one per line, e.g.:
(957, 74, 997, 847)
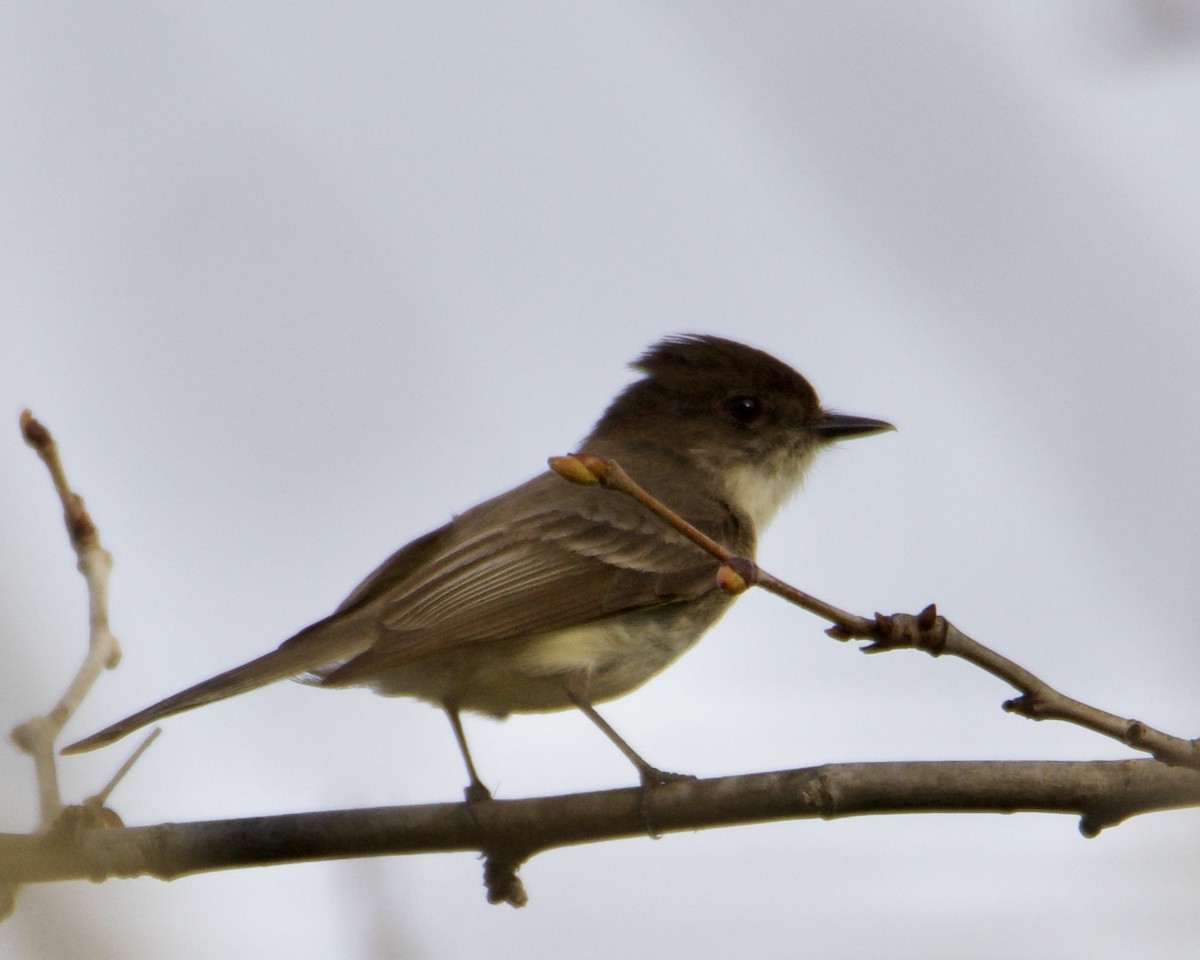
(63, 334, 892, 799)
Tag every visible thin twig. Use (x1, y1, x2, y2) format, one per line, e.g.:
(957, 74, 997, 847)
(549, 453, 1200, 772)
(89, 729, 161, 810)
(11, 411, 123, 827)
(548, 454, 876, 632)
(863, 615, 1200, 770)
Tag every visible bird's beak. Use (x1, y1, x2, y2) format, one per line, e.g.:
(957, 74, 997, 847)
(813, 412, 895, 440)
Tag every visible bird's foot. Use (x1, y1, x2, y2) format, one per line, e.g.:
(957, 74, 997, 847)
(637, 765, 695, 838)
(463, 780, 493, 804)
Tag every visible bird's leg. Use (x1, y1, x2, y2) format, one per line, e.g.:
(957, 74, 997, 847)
(561, 670, 693, 789)
(444, 704, 492, 803)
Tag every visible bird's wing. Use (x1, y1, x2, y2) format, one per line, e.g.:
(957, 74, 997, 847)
(317, 473, 744, 684)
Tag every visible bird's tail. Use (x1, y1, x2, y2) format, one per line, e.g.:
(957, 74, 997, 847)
(61, 613, 372, 755)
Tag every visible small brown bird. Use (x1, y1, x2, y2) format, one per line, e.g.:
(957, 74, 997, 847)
(65, 335, 891, 798)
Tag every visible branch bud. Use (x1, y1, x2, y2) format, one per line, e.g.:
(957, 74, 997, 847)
(716, 563, 749, 594)
(716, 555, 758, 594)
(548, 453, 609, 486)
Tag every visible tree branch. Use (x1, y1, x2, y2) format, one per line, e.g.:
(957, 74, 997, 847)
(2, 760, 1197, 895)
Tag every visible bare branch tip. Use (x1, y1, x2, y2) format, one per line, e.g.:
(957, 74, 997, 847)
(19, 408, 52, 449)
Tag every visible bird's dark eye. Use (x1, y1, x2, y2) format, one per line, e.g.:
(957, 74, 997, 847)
(725, 395, 763, 424)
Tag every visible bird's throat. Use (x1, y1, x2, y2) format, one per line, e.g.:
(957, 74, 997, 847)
(722, 446, 817, 532)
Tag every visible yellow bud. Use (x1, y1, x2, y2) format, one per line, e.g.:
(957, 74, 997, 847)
(548, 454, 601, 486)
(716, 563, 750, 595)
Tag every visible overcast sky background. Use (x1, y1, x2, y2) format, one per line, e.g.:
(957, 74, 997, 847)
(4, 2, 1200, 957)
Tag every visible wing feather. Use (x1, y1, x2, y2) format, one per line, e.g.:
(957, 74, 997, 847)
(320, 471, 749, 684)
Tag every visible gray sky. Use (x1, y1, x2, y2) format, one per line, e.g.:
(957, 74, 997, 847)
(4, 3, 1200, 957)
